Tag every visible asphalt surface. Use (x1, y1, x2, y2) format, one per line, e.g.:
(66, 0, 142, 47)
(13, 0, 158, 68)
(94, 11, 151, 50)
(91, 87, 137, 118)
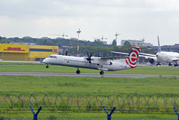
(0, 72, 178, 78)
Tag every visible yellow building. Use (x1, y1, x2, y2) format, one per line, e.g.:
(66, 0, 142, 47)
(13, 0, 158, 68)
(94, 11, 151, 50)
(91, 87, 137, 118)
(29, 45, 58, 61)
(0, 44, 58, 61)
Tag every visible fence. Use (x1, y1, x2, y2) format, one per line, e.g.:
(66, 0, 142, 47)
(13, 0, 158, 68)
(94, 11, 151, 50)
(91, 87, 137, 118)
(1, 92, 179, 114)
(0, 117, 177, 120)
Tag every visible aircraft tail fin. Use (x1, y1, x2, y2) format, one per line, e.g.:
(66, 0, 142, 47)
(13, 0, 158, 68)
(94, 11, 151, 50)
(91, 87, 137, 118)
(157, 36, 161, 52)
(125, 46, 142, 68)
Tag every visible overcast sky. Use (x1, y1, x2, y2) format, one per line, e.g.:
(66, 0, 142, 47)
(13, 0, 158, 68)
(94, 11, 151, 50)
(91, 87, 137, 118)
(0, 0, 179, 45)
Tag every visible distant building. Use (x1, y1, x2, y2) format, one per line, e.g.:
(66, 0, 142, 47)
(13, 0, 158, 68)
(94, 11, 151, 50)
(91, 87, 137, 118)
(55, 37, 63, 40)
(23, 36, 32, 38)
(121, 39, 153, 47)
(59, 46, 74, 55)
(102, 41, 107, 44)
(41, 37, 50, 39)
(70, 38, 78, 40)
(9, 42, 36, 45)
(151, 44, 179, 53)
(0, 44, 58, 61)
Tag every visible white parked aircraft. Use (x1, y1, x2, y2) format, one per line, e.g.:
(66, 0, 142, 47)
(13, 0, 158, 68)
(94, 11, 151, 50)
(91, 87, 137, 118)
(42, 46, 142, 75)
(111, 36, 179, 67)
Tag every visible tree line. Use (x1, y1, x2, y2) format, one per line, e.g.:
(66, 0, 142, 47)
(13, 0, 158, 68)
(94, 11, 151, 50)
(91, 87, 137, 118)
(0, 36, 154, 62)
(0, 36, 113, 47)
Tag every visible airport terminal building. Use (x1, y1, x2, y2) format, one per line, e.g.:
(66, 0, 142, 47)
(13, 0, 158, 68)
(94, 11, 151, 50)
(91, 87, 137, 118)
(0, 44, 58, 61)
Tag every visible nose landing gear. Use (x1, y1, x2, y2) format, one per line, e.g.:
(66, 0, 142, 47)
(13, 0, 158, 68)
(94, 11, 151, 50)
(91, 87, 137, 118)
(100, 70, 104, 75)
(76, 68, 81, 74)
(46, 64, 49, 68)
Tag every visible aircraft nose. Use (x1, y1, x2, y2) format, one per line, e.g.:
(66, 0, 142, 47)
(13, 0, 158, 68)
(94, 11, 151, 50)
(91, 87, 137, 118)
(42, 59, 47, 63)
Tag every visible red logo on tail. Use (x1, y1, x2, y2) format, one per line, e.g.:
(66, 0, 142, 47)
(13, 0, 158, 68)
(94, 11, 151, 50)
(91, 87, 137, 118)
(125, 46, 141, 68)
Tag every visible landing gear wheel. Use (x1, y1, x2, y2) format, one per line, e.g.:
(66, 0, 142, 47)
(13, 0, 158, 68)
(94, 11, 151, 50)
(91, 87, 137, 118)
(174, 64, 178, 67)
(46, 65, 49, 68)
(100, 71, 104, 75)
(76, 70, 81, 74)
(156, 63, 161, 66)
(168, 63, 172, 66)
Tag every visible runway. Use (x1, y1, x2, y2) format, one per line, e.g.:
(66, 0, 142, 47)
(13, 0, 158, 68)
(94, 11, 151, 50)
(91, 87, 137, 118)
(0, 72, 179, 78)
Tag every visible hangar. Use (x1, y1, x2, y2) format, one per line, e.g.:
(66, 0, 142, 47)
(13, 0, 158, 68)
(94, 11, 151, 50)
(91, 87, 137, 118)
(0, 44, 58, 61)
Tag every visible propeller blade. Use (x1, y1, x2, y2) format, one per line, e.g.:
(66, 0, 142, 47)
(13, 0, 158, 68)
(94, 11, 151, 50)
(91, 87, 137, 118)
(86, 52, 93, 63)
(89, 53, 92, 58)
(87, 52, 89, 57)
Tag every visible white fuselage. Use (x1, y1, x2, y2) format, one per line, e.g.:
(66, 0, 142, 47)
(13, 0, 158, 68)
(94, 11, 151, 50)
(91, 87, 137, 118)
(156, 51, 179, 63)
(42, 55, 132, 71)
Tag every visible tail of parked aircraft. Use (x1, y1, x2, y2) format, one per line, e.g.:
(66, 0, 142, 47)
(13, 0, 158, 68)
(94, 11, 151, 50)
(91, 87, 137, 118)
(157, 36, 161, 52)
(125, 46, 142, 68)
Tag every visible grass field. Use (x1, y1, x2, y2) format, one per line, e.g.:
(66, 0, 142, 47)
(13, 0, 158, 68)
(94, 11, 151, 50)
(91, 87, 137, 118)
(0, 64, 179, 75)
(0, 64, 179, 118)
(1, 113, 177, 118)
(0, 76, 179, 95)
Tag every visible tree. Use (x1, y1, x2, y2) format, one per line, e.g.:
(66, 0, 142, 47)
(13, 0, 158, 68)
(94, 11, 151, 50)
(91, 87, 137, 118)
(43, 39, 54, 45)
(112, 39, 117, 46)
(124, 41, 131, 46)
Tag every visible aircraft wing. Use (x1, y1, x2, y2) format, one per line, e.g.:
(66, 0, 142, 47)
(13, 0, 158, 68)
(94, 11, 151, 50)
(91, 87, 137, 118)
(98, 56, 124, 60)
(110, 51, 156, 59)
(110, 51, 129, 55)
(139, 52, 156, 57)
(139, 53, 157, 59)
(87, 56, 124, 66)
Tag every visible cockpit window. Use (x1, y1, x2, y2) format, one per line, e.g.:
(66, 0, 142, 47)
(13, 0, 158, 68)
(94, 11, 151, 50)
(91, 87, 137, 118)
(48, 56, 57, 58)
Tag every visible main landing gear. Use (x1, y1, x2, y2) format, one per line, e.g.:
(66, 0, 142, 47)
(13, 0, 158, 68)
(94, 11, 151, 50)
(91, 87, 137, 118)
(75, 68, 104, 75)
(46, 64, 49, 68)
(156, 62, 161, 66)
(100, 70, 104, 75)
(174, 63, 178, 67)
(168, 63, 172, 66)
(76, 68, 81, 74)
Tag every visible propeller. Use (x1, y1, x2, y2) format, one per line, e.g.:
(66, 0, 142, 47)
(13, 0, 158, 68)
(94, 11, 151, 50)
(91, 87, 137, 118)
(65, 51, 68, 56)
(86, 52, 93, 63)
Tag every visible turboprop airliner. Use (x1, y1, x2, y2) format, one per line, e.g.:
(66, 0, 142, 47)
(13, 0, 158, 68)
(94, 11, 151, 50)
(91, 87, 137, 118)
(42, 46, 142, 75)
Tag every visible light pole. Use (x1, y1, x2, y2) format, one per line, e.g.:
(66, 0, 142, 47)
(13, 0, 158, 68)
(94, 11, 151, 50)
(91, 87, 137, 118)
(77, 29, 81, 57)
(115, 32, 121, 45)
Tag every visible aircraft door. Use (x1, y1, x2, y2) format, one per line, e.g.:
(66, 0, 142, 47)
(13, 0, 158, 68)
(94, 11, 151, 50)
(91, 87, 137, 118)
(59, 56, 63, 64)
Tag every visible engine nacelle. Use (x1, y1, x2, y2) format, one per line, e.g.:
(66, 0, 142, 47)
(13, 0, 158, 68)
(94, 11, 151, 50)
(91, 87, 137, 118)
(93, 57, 113, 65)
(149, 58, 157, 64)
(101, 61, 113, 65)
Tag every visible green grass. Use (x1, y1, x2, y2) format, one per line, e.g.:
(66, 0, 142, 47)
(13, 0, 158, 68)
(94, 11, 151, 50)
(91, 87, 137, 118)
(0, 76, 179, 95)
(0, 76, 178, 117)
(0, 65, 179, 75)
(0, 112, 177, 118)
(0, 64, 179, 118)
